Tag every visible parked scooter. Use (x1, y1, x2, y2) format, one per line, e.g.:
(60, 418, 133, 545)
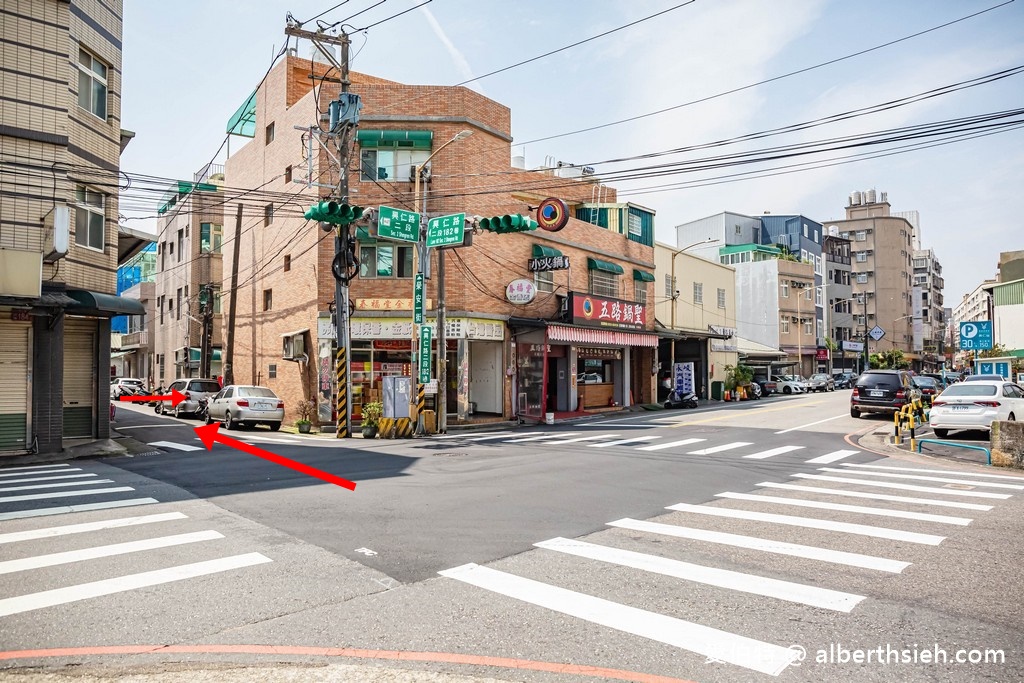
(195, 396, 209, 423)
(664, 390, 699, 410)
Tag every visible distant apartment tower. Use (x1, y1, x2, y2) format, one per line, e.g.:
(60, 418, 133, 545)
(912, 248, 946, 370)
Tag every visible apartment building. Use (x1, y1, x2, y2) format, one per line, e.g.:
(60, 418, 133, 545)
(952, 279, 995, 364)
(0, 0, 141, 455)
(912, 248, 946, 371)
(823, 231, 855, 371)
(111, 244, 156, 381)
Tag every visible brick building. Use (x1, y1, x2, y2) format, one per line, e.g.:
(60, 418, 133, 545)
(221, 55, 657, 426)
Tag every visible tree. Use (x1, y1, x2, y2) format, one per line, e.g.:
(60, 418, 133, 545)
(870, 348, 909, 369)
(978, 344, 1009, 359)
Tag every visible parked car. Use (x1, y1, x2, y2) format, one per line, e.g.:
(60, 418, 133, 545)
(929, 380, 1024, 438)
(754, 377, 777, 396)
(919, 372, 948, 388)
(772, 375, 807, 395)
(157, 378, 222, 418)
(912, 376, 941, 405)
(963, 374, 1007, 382)
(808, 373, 835, 392)
(832, 372, 856, 389)
(110, 377, 147, 399)
(850, 369, 919, 418)
(206, 385, 285, 431)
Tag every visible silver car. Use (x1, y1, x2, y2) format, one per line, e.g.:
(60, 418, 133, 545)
(206, 385, 284, 431)
(157, 378, 222, 418)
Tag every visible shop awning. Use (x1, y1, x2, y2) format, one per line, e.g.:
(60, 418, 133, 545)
(66, 289, 145, 316)
(532, 244, 563, 259)
(633, 269, 655, 282)
(587, 257, 623, 274)
(736, 336, 787, 357)
(548, 324, 657, 348)
(188, 347, 222, 361)
(280, 328, 310, 338)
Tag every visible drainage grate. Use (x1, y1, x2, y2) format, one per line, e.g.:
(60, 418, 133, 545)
(433, 452, 471, 457)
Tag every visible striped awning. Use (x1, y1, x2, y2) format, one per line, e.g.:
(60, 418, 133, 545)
(548, 325, 658, 347)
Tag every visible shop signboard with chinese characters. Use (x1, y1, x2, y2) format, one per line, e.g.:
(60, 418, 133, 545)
(568, 292, 645, 331)
(351, 317, 504, 340)
(815, 348, 829, 361)
(528, 255, 571, 272)
(419, 326, 432, 383)
(506, 279, 537, 304)
(577, 347, 622, 360)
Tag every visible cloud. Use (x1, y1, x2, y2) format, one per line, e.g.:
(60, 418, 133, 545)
(419, 4, 484, 95)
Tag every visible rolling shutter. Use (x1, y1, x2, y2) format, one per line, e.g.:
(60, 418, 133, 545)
(63, 318, 97, 438)
(0, 321, 31, 451)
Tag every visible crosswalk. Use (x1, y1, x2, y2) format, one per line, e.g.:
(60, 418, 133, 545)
(0, 463, 271, 619)
(439, 460, 1024, 677)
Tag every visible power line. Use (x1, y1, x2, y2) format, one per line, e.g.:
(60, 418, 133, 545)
(356, 0, 432, 31)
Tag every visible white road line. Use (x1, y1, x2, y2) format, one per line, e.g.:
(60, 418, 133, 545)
(637, 438, 706, 452)
(0, 463, 71, 472)
(743, 446, 805, 460)
(0, 468, 81, 479)
(434, 431, 509, 440)
(0, 512, 188, 545)
(439, 563, 800, 676)
(792, 474, 1011, 499)
(466, 432, 540, 442)
(0, 530, 224, 575)
(0, 498, 159, 521)
(148, 441, 204, 452)
(588, 436, 659, 448)
(687, 442, 753, 456)
(229, 436, 296, 445)
(114, 424, 185, 430)
(805, 450, 860, 464)
(839, 463, 1024, 481)
(0, 479, 114, 493)
(535, 537, 865, 613)
(0, 487, 136, 504)
(503, 433, 581, 443)
(0, 552, 272, 617)
(774, 414, 847, 434)
(816, 467, 1024, 490)
(608, 518, 908, 573)
(666, 503, 944, 545)
(714, 492, 972, 526)
(542, 434, 620, 445)
(0, 473, 98, 485)
(756, 482, 993, 511)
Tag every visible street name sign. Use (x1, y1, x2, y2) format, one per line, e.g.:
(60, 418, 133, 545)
(959, 321, 993, 351)
(419, 326, 432, 383)
(414, 274, 424, 324)
(868, 325, 886, 342)
(378, 206, 419, 243)
(425, 213, 466, 248)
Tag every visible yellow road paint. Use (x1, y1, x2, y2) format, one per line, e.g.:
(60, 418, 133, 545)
(670, 401, 825, 428)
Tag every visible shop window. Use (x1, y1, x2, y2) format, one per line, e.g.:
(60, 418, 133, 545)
(74, 185, 105, 251)
(535, 269, 554, 293)
(77, 47, 108, 119)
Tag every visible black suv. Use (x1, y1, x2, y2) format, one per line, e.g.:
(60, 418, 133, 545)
(850, 370, 918, 418)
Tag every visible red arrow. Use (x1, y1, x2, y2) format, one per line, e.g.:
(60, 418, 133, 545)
(194, 423, 356, 491)
(119, 388, 187, 407)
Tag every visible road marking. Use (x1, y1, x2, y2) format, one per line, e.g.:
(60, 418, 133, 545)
(588, 436, 659, 448)
(669, 401, 824, 428)
(0, 530, 224, 575)
(114, 424, 188, 430)
(0, 487, 135, 504)
(0, 499, 159, 521)
(687, 442, 753, 456)
(439, 563, 800, 676)
(774, 414, 846, 434)
(503, 433, 581, 443)
(666, 503, 944, 545)
(0, 464, 71, 472)
(466, 432, 540, 442)
(534, 537, 865, 613)
(0, 512, 189, 545)
(0, 553, 272, 617)
(0, 473, 98, 485)
(805, 450, 860, 464)
(839, 463, 1024, 481)
(0, 468, 80, 479)
(636, 438, 706, 452)
(816, 467, 1024, 490)
(714, 492, 972, 526)
(542, 434, 620, 445)
(0, 479, 114, 493)
(148, 441, 204, 452)
(743, 446, 804, 460)
(791, 474, 1010, 499)
(755, 482, 993, 511)
(434, 431, 509, 440)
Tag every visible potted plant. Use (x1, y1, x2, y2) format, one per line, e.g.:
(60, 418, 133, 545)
(361, 401, 383, 439)
(295, 398, 316, 434)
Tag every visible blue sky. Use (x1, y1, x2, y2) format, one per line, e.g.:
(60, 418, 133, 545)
(121, 0, 1024, 306)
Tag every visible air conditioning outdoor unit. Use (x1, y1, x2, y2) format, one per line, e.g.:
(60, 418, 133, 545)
(43, 205, 70, 262)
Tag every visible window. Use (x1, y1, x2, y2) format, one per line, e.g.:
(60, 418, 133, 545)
(856, 314, 866, 326)
(734, 224, 742, 235)
(627, 213, 642, 236)
(717, 287, 726, 309)
(813, 229, 818, 242)
(815, 287, 823, 306)
(664, 274, 674, 298)
(814, 255, 823, 276)
(169, 241, 174, 257)
(177, 229, 184, 261)
(634, 280, 647, 305)
(856, 251, 867, 262)
(176, 288, 182, 320)
(803, 224, 808, 238)
(264, 204, 274, 226)
(589, 270, 619, 298)
(817, 319, 824, 340)
(73, 185, 104, 250)
(855, 231, 867, 241)
(781, 281, 789, 298)
(213, 291, 222, 314)
(804, 319, 813, 335)
(693, 282, 703, 304)
(263, 289, 272, 311)
(77, 47, 107, 119)
(856, 273, 868, 284)
(285, 165, 292, 183)
(158, 296, 164, 324)
(268, 364, 277, 379)
(284, 254, 291, 272)
(160, 242, 166, 270)
(358, 245, 414, 278)
(360, 148, 431, 182)
(535, 269, 554, 293)
(200, 223, 222, 253)
(781, 317, 790, 334)
(805, 287, 812, 300)
(265, 122, 275, 144)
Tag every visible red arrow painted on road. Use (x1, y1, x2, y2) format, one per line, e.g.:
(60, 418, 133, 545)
(119, 388, 187, 407)
(193, 423, 356, 491)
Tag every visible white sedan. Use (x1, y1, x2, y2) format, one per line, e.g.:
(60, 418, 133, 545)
(206, 385, 285, 431)
(929, 380, 1024, 438)
(772, 375, 807, 395)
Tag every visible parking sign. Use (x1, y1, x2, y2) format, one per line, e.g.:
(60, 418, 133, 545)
(959, 321, 993, 350)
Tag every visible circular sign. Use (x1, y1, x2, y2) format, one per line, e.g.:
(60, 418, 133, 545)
(505, 279, 537, 305)
(961, 323, 978, 339)
(536, 197, 569, 232)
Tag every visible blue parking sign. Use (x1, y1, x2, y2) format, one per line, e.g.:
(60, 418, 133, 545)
(959, 321, 993, 350)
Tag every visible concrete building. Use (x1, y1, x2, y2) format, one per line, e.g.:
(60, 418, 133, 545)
(0, 0, 142, 455)
(985, 278, 1024, 360)
(760, 214, 826, 349)
(952, 279, 995, 366)
(912, 248, 946, 371)
(674, 211, 762, 263)
(823, 231, 855, 372)
(112, 244, 157, 382)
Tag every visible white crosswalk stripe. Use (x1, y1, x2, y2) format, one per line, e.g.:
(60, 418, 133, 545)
(687, 442, 752, 455)
(0, 487, 136, 504)
(541, 433, 620, 445)
(743, 445, 804, 459)
(792, 473, 1012, 499)
(755, 482, 994, 511)
(636, 438, 705, 452)
(0, 473, 99, 485)
(0, 512, 188, 545)
(588, 436, 658, 448)
(503, 433, 581, 443)
(839, 462, 1024, 481)
(148, 441, 204, 452)
(0, 468, 80, 479)
(805, 450, 859, 464)
(466, 432, 540, 441)
(713, 492, 973, 525)
(0, 499, 160, 522)
(0, 479, 114, 493)
(816, 467, 1024, 490)
(0, 464, 72, 472)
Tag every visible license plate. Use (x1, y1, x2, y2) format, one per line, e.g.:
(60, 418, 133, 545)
(869, 390, 885, 397)
(253, 401, 272, 410)
(951, 405, 970, 412)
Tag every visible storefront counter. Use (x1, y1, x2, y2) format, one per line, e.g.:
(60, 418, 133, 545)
(579, 382, 614, 409)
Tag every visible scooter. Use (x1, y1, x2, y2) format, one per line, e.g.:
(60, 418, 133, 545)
(196, 397, 209, 423)
(664, 390, 699, 410)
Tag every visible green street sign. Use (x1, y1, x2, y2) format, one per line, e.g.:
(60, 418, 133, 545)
(377, 205, 420, 243)
(414, 273, 424, 324)
(419, 326, 432, 384)
(426, 212, 466, 248)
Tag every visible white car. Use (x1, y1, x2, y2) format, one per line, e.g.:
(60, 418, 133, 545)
(206, 385, 285, 431)
(929, 380, 1024, 438)
(110, 377, 146, 399)
(772, 375, 807, 395)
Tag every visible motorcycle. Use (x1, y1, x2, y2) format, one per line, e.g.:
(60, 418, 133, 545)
(664, 390, 699, 410)
(196, 396, 210, 423)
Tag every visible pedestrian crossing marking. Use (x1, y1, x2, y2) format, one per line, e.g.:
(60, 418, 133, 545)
(816, 467, 1024, 490)
(0, 499, 159, 522)
(0, 479, 114, 493)
(503, 433, 581, 444)
(839, 463, 1024, 481)
(637, 438, 705, 452)
(0, 473, 99, 485)
(805, 450, 859, 464)
(0, 512, 188, 546)
(688, 442, 753, 456)
(0, 487, 136, 504)
(588, 436, 658, 448)
(714, 492, 972, 526)
(542, 434, 620, 445)
(0, 468, 81, 479)
(793, 474, 1011, 499)
(743, 446, 804, 460)
(148, 441, 203, 452)
(466, 432, 540, 442)
(755, 482, 993, 511)
(0, 464, 72, 473)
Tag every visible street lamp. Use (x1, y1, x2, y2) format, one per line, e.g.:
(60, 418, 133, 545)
(410, 129, 473, 435)
(668, 238, 720, 375)
(891, 314, 913, 350)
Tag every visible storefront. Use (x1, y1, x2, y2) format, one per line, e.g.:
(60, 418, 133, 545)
(0, 310, 32, 452)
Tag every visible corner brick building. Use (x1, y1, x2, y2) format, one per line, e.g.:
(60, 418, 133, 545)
(223, 55, 657, 427)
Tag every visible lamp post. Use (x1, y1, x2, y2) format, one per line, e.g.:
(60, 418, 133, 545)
(410, 129, 473, 434)
(668, 238, 719, 379)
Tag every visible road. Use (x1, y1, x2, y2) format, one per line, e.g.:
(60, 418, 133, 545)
(1, 390, 1022, 682)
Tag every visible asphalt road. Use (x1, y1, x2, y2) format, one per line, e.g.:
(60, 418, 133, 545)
(1, 390, 1022, 682)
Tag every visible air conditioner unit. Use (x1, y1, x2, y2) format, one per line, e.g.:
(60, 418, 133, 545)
(282, 332, 306, 361)
(410, 163, 431, 183)
(42, 205, 70, 262)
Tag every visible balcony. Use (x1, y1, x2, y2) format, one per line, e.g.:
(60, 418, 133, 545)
(121, 330, 149, 349)
(826, 253, 850, 265)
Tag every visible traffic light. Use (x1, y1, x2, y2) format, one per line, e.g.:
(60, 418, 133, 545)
(478, 214, 538, 234)
(304, 201, 365, 224)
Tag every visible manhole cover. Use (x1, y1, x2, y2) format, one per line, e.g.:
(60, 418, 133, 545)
(433, 452, 470, 457)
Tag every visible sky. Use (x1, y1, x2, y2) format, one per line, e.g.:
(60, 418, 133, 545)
(120, 0, 1024, 307)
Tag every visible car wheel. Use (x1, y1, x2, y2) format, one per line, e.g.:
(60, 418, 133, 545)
(269, 422, 281, 432)
(155, 403, 163, 415)
(205, 411, 213, 425)
(933, 428, 949, 438)
(223, 411, 233, 430)
(850, 407, 861, 418)
(783, 386, 792, 395)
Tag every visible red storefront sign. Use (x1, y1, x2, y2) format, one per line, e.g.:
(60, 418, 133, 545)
(569, 292, 645, 331)
(816, 348, 829, 360)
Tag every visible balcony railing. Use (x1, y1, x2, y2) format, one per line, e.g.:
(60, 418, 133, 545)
(826, 253, 850, 265)
(121, 330, 149, 349)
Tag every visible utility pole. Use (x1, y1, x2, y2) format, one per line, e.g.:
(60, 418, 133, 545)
(223, 203, 243, 386)
(199, 285, 213, 379)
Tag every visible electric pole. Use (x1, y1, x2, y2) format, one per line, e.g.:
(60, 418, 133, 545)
(223, 203, 243, 386)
